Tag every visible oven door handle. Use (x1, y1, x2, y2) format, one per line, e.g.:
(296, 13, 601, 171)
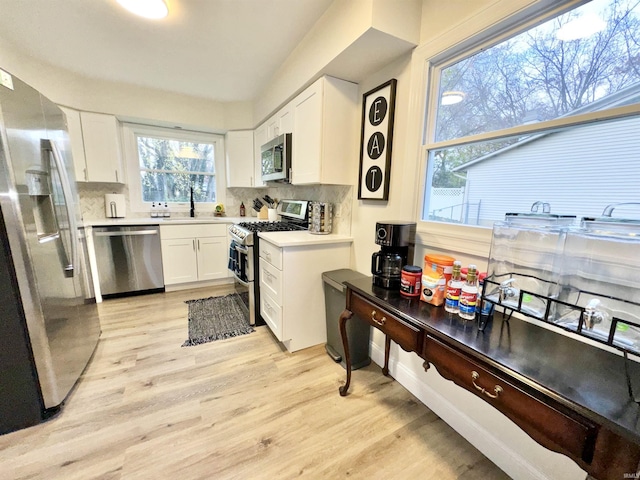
(232, 271, 250, 287)
(234, 243, 249, 254)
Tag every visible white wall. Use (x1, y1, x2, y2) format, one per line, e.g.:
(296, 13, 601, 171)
(0, 37, 252, 132)
(253, 0, 421, 125)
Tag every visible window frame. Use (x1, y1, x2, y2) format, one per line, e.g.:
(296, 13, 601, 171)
(122, 123, 226, 214)
(414, 0, 640, 257)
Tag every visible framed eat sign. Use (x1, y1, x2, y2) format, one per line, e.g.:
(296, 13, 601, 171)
(357, 78, 397, 201)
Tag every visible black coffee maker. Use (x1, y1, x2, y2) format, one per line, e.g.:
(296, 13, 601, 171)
(371, 221, 416, 289)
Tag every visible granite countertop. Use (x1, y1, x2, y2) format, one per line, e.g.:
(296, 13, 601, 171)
(258, 230, 353, 247)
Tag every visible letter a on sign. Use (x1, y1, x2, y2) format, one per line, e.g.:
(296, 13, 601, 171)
(358, 79, 397, 201)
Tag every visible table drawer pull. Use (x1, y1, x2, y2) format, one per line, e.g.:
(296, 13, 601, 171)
(471, 371, 503, 399)
(371, 310, 386, 326)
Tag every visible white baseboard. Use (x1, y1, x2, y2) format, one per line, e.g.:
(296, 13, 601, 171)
(370, 342, 585, 480)
(164, 277, 233, 292)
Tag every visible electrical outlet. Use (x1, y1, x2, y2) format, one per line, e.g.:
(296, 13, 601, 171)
(334, 204, 342, 217)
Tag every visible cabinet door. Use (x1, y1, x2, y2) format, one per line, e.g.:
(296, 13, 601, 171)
(161, 238, 198, 285)
(265, 116, 279, 140)
(253, 123, 268, 188)
(59, 106, 88, 182)
(261, 291, 284, 341)
(278, 103, 294, 135)
(225, 130, 254, 187)
(196, 236, 228, 281)
(291, 80, 323, 184)
(80, 112, 124, 183)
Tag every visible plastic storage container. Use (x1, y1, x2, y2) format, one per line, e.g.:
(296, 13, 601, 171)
(421, 254, 455, 306)
(322, 269, 371, 370)
(485, 212, 576, 319)
(551, 216, 640, 354)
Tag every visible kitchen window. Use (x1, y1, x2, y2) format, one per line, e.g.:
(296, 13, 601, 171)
(421, 0, 640, 233)
(122, 124, 226, 213)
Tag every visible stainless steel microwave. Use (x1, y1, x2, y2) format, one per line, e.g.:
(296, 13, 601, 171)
(261, 133, 292, 183)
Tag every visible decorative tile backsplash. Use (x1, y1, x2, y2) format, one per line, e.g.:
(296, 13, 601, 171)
(226, 185, 353, 234)
(78, 183, 353, 235)
(77, 183, 129, 220)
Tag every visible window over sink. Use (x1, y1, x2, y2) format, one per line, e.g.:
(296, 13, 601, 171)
(122, 123, 226, 213)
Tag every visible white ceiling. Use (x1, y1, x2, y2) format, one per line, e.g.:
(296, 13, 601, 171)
(0, 0, 335, 102)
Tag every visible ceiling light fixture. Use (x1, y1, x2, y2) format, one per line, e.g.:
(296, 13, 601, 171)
(116, 0, 169, 19)
(441, 91, 465, 106)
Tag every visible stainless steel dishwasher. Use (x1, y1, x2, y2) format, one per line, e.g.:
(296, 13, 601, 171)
(93, 225, 164, 297)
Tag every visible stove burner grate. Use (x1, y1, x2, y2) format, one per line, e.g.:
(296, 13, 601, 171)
(237, 221, 306, 233)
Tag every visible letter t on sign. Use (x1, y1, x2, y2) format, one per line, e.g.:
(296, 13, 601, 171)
(357, 79, 397, 201)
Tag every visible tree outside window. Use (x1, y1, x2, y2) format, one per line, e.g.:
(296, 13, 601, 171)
(137, 136, 216, 204)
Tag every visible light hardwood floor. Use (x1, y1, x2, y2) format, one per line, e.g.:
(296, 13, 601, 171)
(0, 286, 510, 479)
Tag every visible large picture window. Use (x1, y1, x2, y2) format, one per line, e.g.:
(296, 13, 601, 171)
(423, 0, 640, 227)
(122, 124, 225, 212)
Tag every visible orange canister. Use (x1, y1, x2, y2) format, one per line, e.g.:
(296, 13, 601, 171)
(421, 254, 455, 306)
(400, 265, 422, 297)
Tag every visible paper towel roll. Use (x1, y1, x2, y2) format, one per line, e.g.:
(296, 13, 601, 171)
(105, 194, 126, 218)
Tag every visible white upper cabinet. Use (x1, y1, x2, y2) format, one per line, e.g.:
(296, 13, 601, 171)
(276, 103, 293, 136)
(253, 123, 268, 188)
(61, 108, 124, 183)
(265, 103, 293, 140)
(80, 112, 124, 183)
(226, 130, 255, 188)
(59, 106, 88, 183)
(265, 116, 278, 141)
(291, 76, 358, 185)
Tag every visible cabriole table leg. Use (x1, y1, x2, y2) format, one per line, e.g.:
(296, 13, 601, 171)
(338, 308, 354, 396)
(382, 335, 391, 376)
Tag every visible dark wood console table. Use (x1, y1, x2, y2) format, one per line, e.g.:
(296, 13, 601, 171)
(338, 276, 640, 480)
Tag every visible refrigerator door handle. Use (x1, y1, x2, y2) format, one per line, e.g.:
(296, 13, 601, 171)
(42, 139, 78, 278)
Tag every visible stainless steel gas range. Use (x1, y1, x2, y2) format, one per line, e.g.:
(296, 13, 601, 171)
(228, 200, 309, 326)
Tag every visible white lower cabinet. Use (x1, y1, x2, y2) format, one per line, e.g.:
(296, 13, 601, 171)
(259, 237, 351, 352)
(160, 224, 230, 286)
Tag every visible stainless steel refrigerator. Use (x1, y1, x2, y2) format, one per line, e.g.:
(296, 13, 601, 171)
(0, 69, 100, 434)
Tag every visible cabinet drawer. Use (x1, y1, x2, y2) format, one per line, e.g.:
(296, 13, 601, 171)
(423, 335, 596, 463)
(160, 223, 228, 240)
(261, 291, 283, 341)
(259, 240, 282, 269)
(259, 258, 283, 305)
(349, 293, 421, 352)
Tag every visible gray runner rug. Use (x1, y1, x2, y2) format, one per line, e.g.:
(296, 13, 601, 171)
(182, 293, 254, 347)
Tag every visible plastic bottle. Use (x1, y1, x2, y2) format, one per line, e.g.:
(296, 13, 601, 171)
(240, 202, 246, 217)
(163, 202, 170, 218)
(459, 264, 478, 321)
(150, 202, 158, 218)
(445, 261, 463, 313)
